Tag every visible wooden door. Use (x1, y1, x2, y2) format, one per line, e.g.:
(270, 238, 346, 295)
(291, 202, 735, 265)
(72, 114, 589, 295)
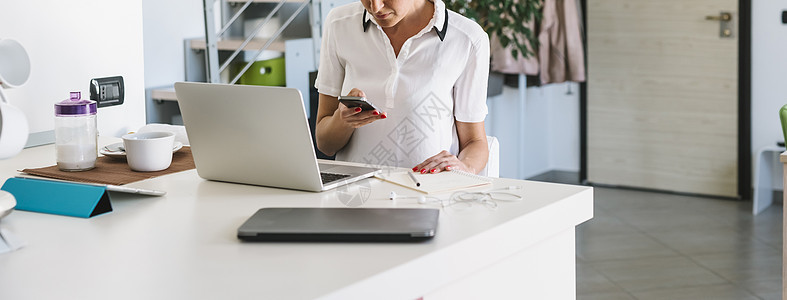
(586, 0, 740, 197)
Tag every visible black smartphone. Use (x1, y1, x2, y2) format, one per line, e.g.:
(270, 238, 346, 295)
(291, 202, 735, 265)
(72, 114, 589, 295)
(338, 96, 380, 111)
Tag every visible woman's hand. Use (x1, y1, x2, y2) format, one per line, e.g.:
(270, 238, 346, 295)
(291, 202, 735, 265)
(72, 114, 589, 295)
(315, 89, 386, 156)
(336, 88, 386, 128)
(413, 122, 488, 175)
(412, 150, 473, 174)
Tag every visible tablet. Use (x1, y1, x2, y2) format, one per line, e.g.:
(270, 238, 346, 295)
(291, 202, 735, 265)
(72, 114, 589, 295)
(237, 207, 439, 242)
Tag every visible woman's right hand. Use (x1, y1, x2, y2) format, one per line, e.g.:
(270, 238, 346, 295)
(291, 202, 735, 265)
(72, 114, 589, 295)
(336, 88, 386, 128)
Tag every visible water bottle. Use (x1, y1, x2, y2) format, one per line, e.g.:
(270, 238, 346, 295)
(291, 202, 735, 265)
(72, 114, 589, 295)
(55, 91, 97, 171)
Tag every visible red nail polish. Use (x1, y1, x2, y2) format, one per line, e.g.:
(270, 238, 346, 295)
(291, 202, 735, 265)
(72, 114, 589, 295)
(445, 165, 452, 170)
(430, 169, 436, 173)
(372, 111, 379, 115)
(380, 114, 387, 119)
(420, 169, 427, 174)
(412, 167, 418, 172)
(355, 107, 362, 112)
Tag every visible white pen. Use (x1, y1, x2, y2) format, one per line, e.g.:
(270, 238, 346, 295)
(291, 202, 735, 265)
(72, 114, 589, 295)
(407, 172, 421, 187)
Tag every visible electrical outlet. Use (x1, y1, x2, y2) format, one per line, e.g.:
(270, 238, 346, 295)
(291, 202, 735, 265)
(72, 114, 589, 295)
(89, 76, 124, 107)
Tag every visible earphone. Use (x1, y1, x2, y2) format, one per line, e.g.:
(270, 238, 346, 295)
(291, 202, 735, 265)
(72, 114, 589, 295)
(388, 191, 433, 204)
(389, 186, 522, 200)
(388, 186, 524, 209)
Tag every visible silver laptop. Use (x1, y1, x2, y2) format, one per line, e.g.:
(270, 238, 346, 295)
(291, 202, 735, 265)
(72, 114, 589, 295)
(174, 82, 380, 192)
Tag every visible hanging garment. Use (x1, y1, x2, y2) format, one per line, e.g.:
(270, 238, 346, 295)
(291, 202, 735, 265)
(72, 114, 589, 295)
(490, 0, 586, 84)
(538, 0, 585, 84)
(490, 26, 540, 76)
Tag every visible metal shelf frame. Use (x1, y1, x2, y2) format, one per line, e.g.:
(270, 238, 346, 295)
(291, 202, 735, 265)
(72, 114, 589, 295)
(201, 0, 321, 84)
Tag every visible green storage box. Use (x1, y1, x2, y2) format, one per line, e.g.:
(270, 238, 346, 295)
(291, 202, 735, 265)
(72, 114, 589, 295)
(236, 56, 286, 86)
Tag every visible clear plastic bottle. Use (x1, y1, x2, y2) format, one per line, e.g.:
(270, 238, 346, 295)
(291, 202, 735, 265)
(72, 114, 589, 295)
(55, 91, 97, 171)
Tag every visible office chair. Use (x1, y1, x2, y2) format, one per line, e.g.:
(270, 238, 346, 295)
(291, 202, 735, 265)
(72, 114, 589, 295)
(478, 136, 500, 178)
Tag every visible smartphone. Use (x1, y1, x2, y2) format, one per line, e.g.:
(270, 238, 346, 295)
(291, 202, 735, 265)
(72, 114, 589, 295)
(338, 96, 380, 111)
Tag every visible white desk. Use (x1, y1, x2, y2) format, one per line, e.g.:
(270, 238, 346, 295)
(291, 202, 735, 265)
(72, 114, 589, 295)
(0, 139, 593, 299)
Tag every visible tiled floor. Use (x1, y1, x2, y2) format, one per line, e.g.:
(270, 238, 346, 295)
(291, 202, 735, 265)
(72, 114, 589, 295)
(529, 171, 783, 300)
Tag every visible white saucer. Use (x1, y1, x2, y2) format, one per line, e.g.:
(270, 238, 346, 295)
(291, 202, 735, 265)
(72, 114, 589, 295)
(100, 141, 183, 158)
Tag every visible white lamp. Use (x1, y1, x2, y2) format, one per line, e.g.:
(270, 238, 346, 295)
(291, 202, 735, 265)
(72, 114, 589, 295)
(0, 38, 31, 239)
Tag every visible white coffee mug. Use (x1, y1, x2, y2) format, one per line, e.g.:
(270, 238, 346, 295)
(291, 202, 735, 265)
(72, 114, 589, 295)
(0, 39, 32, 89)
(0, 38, 31, 159)
(122, 131, 175, 172)
(0, 102, 29, 159)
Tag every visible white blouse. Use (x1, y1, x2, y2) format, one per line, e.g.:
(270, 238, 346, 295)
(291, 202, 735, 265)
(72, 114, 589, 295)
(314, 0, 489, 168)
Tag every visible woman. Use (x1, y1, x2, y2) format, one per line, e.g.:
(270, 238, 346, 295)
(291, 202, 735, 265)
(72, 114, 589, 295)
(314, 0, 490, 174)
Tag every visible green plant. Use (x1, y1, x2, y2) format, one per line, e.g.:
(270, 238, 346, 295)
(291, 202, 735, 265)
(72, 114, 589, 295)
(445, 0, 542, 59)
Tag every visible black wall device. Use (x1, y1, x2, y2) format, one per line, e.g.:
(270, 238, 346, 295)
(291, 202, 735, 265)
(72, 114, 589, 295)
(783, 10, 787, 24)
(90, 76, 124, 107)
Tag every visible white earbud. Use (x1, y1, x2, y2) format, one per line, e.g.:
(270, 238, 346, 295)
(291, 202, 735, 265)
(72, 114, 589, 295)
(389, 191, 430, 204)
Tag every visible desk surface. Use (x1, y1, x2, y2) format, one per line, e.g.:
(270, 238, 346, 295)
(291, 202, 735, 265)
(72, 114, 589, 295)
(0, 138, 593, 300)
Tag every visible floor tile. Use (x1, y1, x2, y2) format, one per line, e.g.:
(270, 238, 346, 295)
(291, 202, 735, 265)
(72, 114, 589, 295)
(691, 248, 782, 283)
(738, 278, 783, 300)
(615, 210, 731, 232)
(576, 262, 624, 295)
(630, 283, 759, 300)
(577, 231, 678, 262)
(589, 255, 729, 292)
(747, 226, 782, 250)
(754, 292, 783, 300)
(577, 291, 636, 300)
(576, 207, 639, 238)
(733, 206, 784, 250)
(648, 226, 775, 256)
(530, 169, 787, 300)
(592, 188, 698, 214)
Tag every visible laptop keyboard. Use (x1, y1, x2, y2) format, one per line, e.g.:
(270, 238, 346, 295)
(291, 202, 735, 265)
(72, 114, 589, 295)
(320, 172, 352, 184)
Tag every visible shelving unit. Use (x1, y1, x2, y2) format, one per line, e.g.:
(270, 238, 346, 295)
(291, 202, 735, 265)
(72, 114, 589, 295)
(201, 0, 320, 83)
(188, 38, 286, 52)
(150, 88, 177, 102)
(148, 0, 325, 124)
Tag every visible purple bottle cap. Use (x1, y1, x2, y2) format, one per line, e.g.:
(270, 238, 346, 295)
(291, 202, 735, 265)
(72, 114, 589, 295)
(54, 91, 97, 116)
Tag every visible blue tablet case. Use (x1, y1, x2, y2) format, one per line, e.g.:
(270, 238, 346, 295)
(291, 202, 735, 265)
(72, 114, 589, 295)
(1, 177, 112, 218)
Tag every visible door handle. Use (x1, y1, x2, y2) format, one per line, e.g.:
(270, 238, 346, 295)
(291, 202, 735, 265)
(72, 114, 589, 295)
(705, 12, 733, 38)
(705, 12, 732, 22)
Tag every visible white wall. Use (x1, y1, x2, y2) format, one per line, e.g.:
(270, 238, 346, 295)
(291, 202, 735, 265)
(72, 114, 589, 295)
(0, 0, 146, 138)
(142, 0, 204, 89)
(547, 83, 581, 172)
(486, 81, 580, 179)
(751, 1, 787, 189)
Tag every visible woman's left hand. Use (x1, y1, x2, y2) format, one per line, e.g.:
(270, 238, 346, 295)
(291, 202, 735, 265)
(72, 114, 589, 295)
(412, 150, 474, 174)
